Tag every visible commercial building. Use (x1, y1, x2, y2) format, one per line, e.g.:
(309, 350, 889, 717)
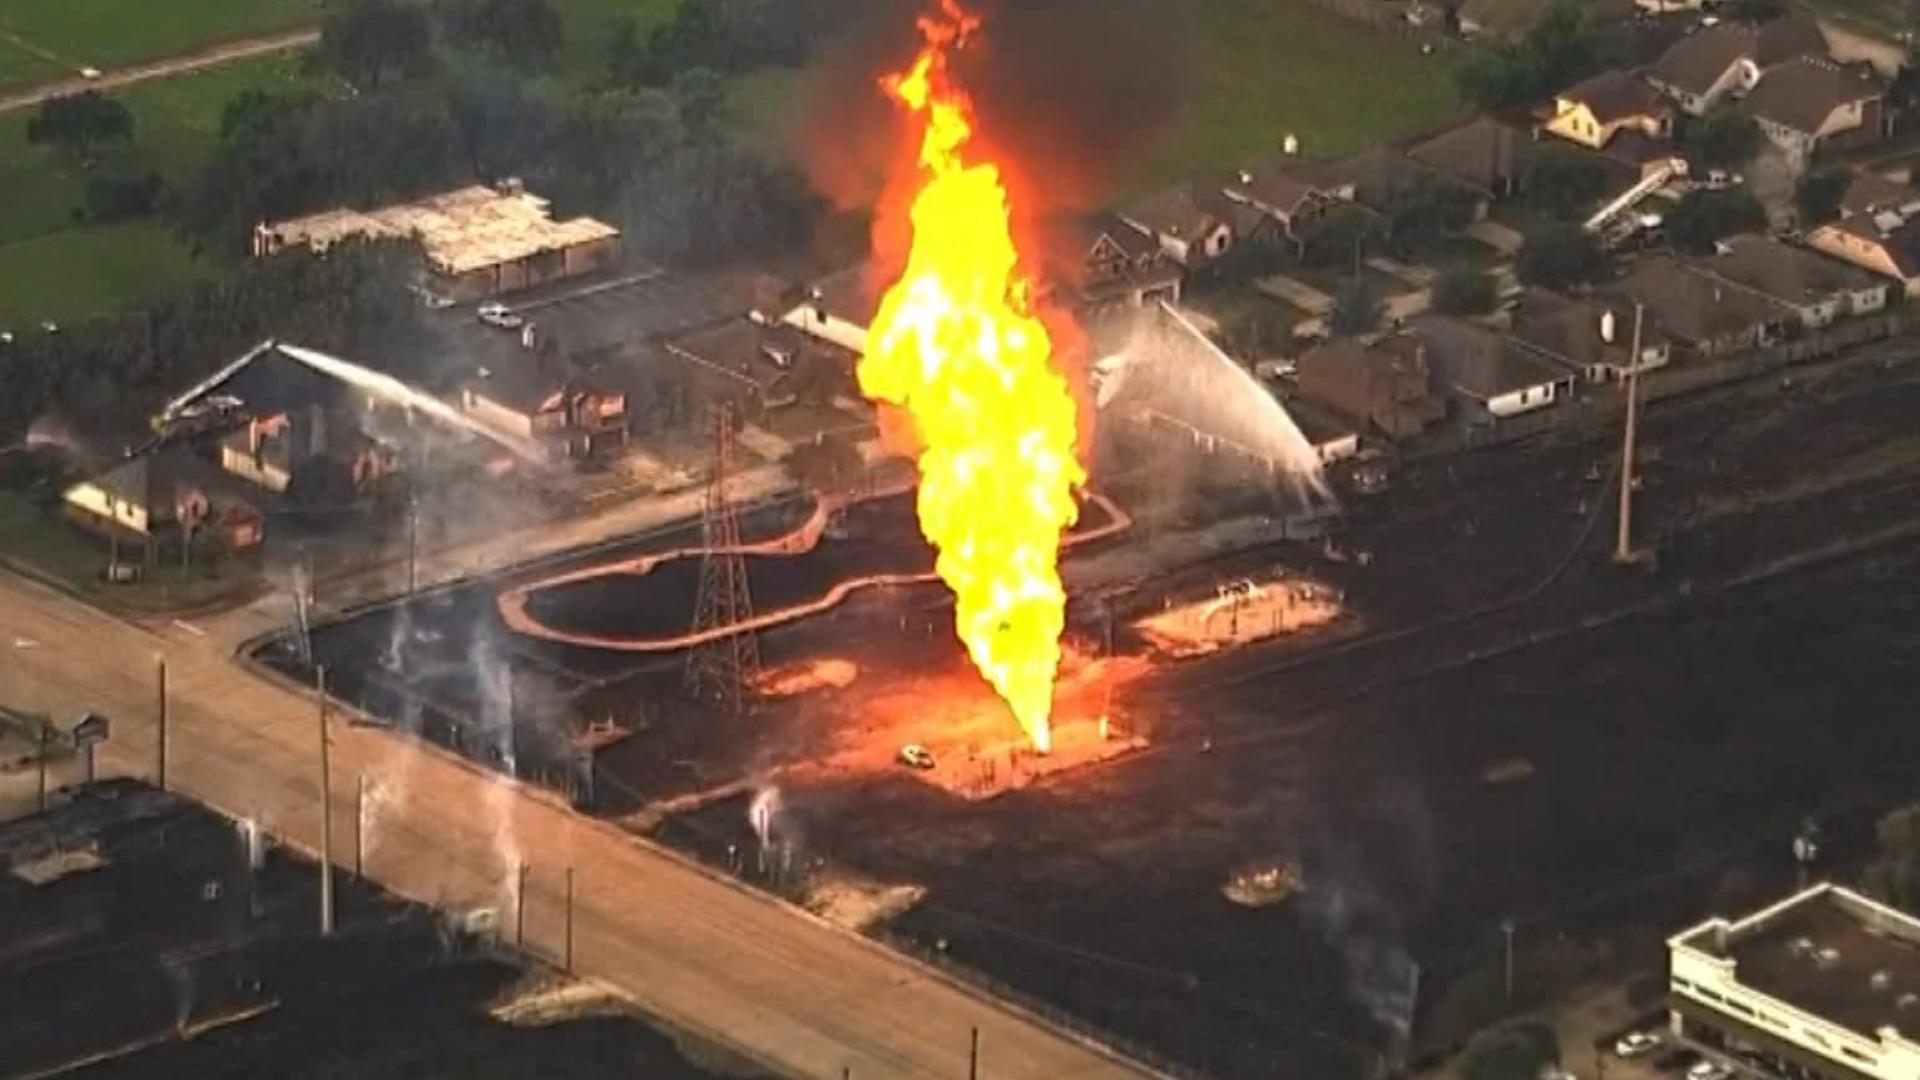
(1669, 883, 1920, 1080)
(253, 182, 621, 301)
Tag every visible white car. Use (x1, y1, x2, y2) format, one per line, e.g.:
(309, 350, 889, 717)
(476, 302, 524, 330)
(1687, 1062, 1734, 1080)
(1614, 1031, 1661, 1058)
(898, 744, 935, 770)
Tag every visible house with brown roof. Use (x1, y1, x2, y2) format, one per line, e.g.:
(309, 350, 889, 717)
(1220, 157, 1352, 247)
(63, 447, 264, 563)
(1643, 15, 1830, 115)
(1407, 117, 1536, 201)
(1613, 254, 1795, 356)
(1509, 288, 1673, 382)
(1746, 57, 1888, 167)
(1119, 183, 1236, 267)
(1066, 214, 1185, 312)
(459, 355, 628, 457)
(1689, 234, 1891, 327)
(1807, 173, 1920, 297)
(1543, 69, 1676, 151)
(1409, 314, 1579, 419)
(1295, 333, 1446, 440)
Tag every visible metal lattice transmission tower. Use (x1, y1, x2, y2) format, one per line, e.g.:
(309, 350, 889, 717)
(685, 403, 760, 712)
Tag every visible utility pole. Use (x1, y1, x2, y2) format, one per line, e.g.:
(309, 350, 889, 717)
(1615, 303, 1646, 565)
(1501, 918, 1517, 1005)
(406, 496, 418, 595)
(317, 665, 334, 937)
(685, 403, 761, 712)
(515, 860, 529, 948)
(354, 774, 366, 879)
(564, 866, 575, 970)
(969, 1026, 980, 1080)
(156, 657, 168, 790)
(36, 723, 50, 812)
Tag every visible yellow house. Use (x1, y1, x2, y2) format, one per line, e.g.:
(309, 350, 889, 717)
(1544, 70, 1674, 149)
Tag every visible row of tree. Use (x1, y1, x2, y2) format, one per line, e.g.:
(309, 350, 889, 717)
(0, 243, 422, 442)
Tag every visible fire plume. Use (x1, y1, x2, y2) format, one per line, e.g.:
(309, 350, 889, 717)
(861, 0, 1084, 753)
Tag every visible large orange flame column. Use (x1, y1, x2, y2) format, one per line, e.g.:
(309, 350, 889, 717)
(861, 0, 1084, 753)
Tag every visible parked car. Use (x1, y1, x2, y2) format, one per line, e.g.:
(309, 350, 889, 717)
(1686, 1061, 1734, 1080)
(477, 302, 524, 330)
(898, 744, 936, 770)
(1615, 1031, 1662, 1058)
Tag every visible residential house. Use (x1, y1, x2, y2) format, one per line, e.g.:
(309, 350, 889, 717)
(1295, 333, 1447, 440)
(1315, 144, 1487, 221)
(1406, 117, 1535, 202)
(668, 315, 859, 410)
(1643, 15, 1830, 115)
(1808, 170, 1920, 296)
(1690, 233, 1891, 327)
(1613, 254, 1796, 356)
(1062, 213, 1186, 313)
(1119, 183, 1237, 267)
(64, 448, 264, 562)
(218, 409, 399, 495)
(1543, 70, 1676, 151)
(1745, 57, 1888, 167)
(1221, 158, 1352, 248)
(1410, 315, 1578, 419)
(1508, 288, 1673, 382)
(460, 358, 628, 457)
(782, 264, 880, 353)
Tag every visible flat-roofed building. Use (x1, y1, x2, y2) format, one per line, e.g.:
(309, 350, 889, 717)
(253, 182, 621, 301)
(1669, 883, 1920, 1080)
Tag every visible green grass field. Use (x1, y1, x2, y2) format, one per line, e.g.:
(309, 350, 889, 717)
(729, 0, 1464, 197)
(0, 37, 65, 90)
(550, 0, 682, 72)
(0, 53, 325, 325)
(0, 221, 215, 328)
(0, 0, 322, 74)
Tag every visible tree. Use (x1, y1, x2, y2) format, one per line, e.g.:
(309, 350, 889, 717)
(1794, 168, 1850, 226)
(1684, 106, 1760, 172)
(1300, 205, 1386, 268)
(1522, 0, 1603, 92)
(1865, 804, 1920, 913)
(25, 91, 134, 162)
(1526, 145, 1610, 220)
(1387, 173, 1482, 256)
(1432, 268, 1497, 315)
(1453, 1019, 1560, 1080)
(1454, 48, 1539, 112)
(1666, 189, 1766, 254)
(1516, 223, 1605, 289)
(317, 0, 434, 88)
(1330, 277, 1384, 336)
(84, 171, 162, 221)
(436, 0, 564, 72)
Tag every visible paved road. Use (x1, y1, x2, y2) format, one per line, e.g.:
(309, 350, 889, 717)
(0, 568, 1157, 1079)
(0, 28, 319, 115)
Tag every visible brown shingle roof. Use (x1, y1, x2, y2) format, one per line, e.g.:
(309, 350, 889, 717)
(1615, 255, 1793, 343)
(1698, 234, 1884, 306)
(1746, 57, 1883, 136)
(1837, 169, 1918, 219)
(1648, 12, 1832, 98)
(1122, 183, 1226, 240)
(1510, 287, 1670, 369)
(1561, 69, 1670, 125)
(1409, 314, 1574, 400)
(1407, 117, 1534, 196)
(1224, 157, 1337, 217)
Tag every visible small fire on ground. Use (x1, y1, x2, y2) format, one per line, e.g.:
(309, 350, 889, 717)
(791, 646, 1154, 800)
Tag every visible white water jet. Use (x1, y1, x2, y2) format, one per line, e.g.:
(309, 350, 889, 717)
(275, 343, 547, 463)
(1100, 302, 1327, 497)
